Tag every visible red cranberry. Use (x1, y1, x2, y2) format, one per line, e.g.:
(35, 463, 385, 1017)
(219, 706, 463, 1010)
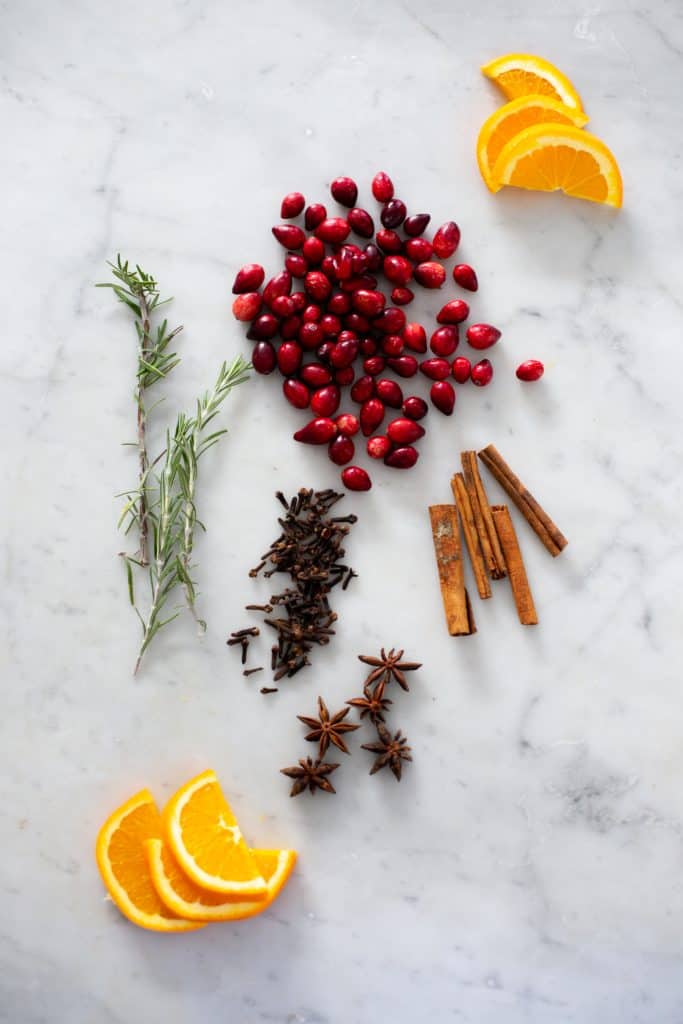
(329, 434, 355, 465)
(360, 397, 385, 435)
(281, 192, 305, 218)
(305, 271, 332, 302)
(315, 218, 350, 244)
(453, 264, 478, 291)
(391, 287, 414, 305)
(430, 380, 456, 415)
(328, 291, 351, 315)
(271, 295, 296, 318)
(335, 366, 355, 386)
(452, 356, 471, 383)
(263, 270, 292, 307)
(387, 417, 425, 444)
(305, 203, 327, 230)
(376, 229, 403, 254)
(247, 313, 278, 340)
(467, 323, 501, 350)
(298, 321, 325, 349)
(290, 291, 307, 313)
(302, 235, 325, 265)
(471, 358, 493, 386)
(403, 213, 431, 237)
(405, 238, 433, 262)
(277, 341, 302, 375)
(375, 378, 403, 408)
(330, 339, 359, 369)
(420, 357, 451, 381)
(351, 251, 369, 274)
(387, 355, 418, 378)
(363, 356, 386, 376)
(336, 412, 360, 436)
(371, 171, 394, 203)
(430, 325, 459, 357)
(332, 248, 354, 281)
(232, 292, 262, 321)
(402, 323, 427, 353)
(311, 384, 341, 417)
(281, 315, 302, 339)
(341, 465, 372, 491)
(347, 207, 374, 237)
(350, 375, 375, 403)
(374, 307, 406, 334)
(359, 337, 377, 356)
(402, 395, 428, 420)
(294, 418, 338, 444)
(352, 289, 385, 317)
(432, 221, 461, 258)
(302, 303, 322, 323)
(337, 329, 358, 345)
(385, 446, 419, 469)
(340, 274, 378, 293)
(414, 261, 446, 288)
(284, 253, 308, 279)
(317, 340, 335, 362)
(383, 255, 413, 285)
(301, 363, 332, 387)
(252, 341, 276, 375)
(363, 243, 382, 271)
(272, 224, 305, 249)
(516, 359, 544, 382)
(367, 435, 392, 459)
(321, 255, 337, 281)
(330, 176, 358, 207)
(232, 263, 265, 294)
(320, 314, 341, 337)
(283, 378, 310, 409)
(345, 312, 370, 334)
(437, 299, 470, 325)
(381, 334, 404, 358)
(381, 199, 407, 228)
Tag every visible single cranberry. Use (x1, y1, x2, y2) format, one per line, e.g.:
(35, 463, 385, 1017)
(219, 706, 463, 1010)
(302, 303, 322, 323)
(402, 323, 427, 353)
(311, 384, 341, 417)
(381, 334, 404, 358)
(280, 315, 302, 339)
(352, 289, 385, 317)
(419, 357, 451, 380)
(330, 176, 358, 207)
(350, 375, 375, 403)
(432, 221, 461, 258)
(471, 358, 493, 386)
(404, 238, 433, 262)
(315, 217, 350, 244)
(320, 314, 341, 338)
(387, 417, 425, 444)
(301, 363, 332, 387)
(351, 251, 369, 274)
(363, 356, 386, 376)
(305, 271, 332, 302)
(272, 224, 306, 249)
(383, 255, 413, 285)
(384, 446, 419, 469)
(336, 412, 360, 436)
(363, 243, 383, 271)
(430, 325, 459, 357)
(328, 291, 351, 315)
(347, 207, 374, 237)
(293, 417, 338, 444)
(271, 295, 296, 318)
(247, 313, 279, 341)
(359, 337, 377, 357)
(283, 378, 310, 409)
(329, 434, 355, 465)
(281, 192, 305, 218)
(375, 229, 403, 254)
(414, 261, 446, 288)
(232, 292, 262, 321)
(402, 395, 428, 420)
(367, 435, 392, 459)
(371, 171, 394, 203)
(345, 312, 370, 334)
(302, 235, 325, 265)
(452, 264, 478, 291)
(290, 291, 307, 313)
(375, 378, 403, 408)
(374, 307, 406, 334)
(403, 213, 431, 237)
(387, 355, 418, 378)
(321, 255, 337, 280)
(467, 323, 501, 350)
(332, 248, 355, 281)
(330, 339, 359, 369)
(232, 263, 265, 294)
(284, 253, 308, 279)
(341, 465, 372, 491)
(277, 341, 302, 375)
(437, 299, 470, 325)
(452, 356, 471, 383)
(298, 321, 325, 349)
(516, 359, 544, 382)
(263, 270, 292, 307)
(252, 341, 276, 375)
(381, 199, 407, 228)
(337, 329, 358, 345)
(430, 380, 456, 415)
(335, 365, 355, 386)
(391, 287, 414, 305)
(360, 397, 385, 435)
(305, 203, 327, 230)
(340, 274, 378, 293)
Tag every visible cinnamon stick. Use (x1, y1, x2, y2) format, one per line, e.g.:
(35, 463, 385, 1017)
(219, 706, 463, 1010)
(428, 505, 476, 636)
(478, 444, 568, 557)
(450, 474, 492, 600)
(461, 450, 507, 579)
(491, 505, 538, 625)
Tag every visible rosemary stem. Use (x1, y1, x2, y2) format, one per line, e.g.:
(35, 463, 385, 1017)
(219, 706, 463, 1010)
(135, 290, 152, 566)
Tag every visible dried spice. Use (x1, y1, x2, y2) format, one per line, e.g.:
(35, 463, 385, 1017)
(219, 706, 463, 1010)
(358, 648, 422, 692)
(297, 697, 360, 757)
(280, 757, 340, 797)
(346, 678, 392, 723)
(362, 724, 413, 782)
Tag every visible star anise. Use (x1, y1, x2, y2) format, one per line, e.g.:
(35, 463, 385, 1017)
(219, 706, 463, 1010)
(297, 696, 360, 756)
(358, 647, 422, 692)
(280, 756, 340, 797)
(361, 723, 412, 781)
(346, 677, 393, 723)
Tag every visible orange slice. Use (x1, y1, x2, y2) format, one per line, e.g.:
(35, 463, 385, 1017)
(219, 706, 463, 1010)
(162, 769, 268, 896)
(95, 789, 204, 932)
(145, 839, 297, 921)
(476, 95, 588, 191)
(492, 123, 622, 207)
(482, 53, 584, 111)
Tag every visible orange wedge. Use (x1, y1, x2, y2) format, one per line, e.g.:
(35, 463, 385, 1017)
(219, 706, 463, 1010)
(482, 53, 584, 111)
(95, 789, 204, 932)
(492, 123, 622, 207)
(163, 769, 268, 896)
(145, 839, 297, 921)
(476, 95, 588, 191)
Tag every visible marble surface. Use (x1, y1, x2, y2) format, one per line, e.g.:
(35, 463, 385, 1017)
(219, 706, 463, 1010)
(3, 0, 683, 1020)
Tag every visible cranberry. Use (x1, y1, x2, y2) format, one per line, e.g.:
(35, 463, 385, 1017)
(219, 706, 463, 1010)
(272, 224, 305, 249)
(363, 356, 385, 376)
(290, 292, 307, 313)
(232, 263, 265, 294)
(283, 379, 310, 409)
(329, 434, 355, 465)
(471, 358, 493, 386)
(430, 380, 456, 415)
(350, 375, 375, 403)
(294, 417, 338, 444)
(336, 412, 360, 436)
(402, 323, 427, 353)
(281, 192, 305, 218)
(452, 356, 471, 383)
(367, 435, 392, 459)
(385, 446, 419, 469)
(330, 176, 358, 207)
(321, 255, 337, 280)
(298, 321, 325, 349)
(381, 334, 404, 358)
(345, 313, 370, 333)
(335, 366, 355, 386)
(430, 325, 459, 357)
(277, 341, 302, 375)
(414, 261, 446, 288)
(437, 299, 470, 325)
(302, 303, 322, 323)
(402, 395, 428, 420)
(376, 229, 403, 254)
(340, 274, 378, 293)
(352, 289, 385, 317)
(328, 292, 351, 315)
(391, 287, 414, 306)
(359, 337, 377, 356)
(301, 363, 332, 387)
(263, 270, 292, 307)
(311, 384, 341, 417)
(516, 359, 544, 382)
(341, 465, 372, 491)
(453, 264, 478, 291)
(374, 307, 406, 334)
(332, 248, 354, 282)
(371, 171, 394, 203)
(387, 355, 418, 378)
(360, 397, 385, 435)
(232, 292, 262, 321)
(284, 253, 308, 279)
(317, 340, 335, 362)
(247, 313, 279, 341)
(375, 378, 403, 408)
(319, 314, 340, 338)
(405, 238, 433, 262)
(330, 339, 359, 369)
(316, 217, 350, 244)
(347, 207, 374, 237)
(387, 417, 425, 444)
(467, 323, 501, 350)
(271, 295, 296, 318)
(305, 203, 327, 230)
(432, 221, 461, 258)
(281, 315, 302, 339)
(363, 243, 383, 271)
(420, 358, 451, 381)
(403, 213, 431, 237)
(252, 341, 276, 375)
(351, 251, 369, 274)
(302, 235, 325, 265)
(383, 255, 413, 285)
(381, 199, 407, 228)
(305, 271, 332, 302)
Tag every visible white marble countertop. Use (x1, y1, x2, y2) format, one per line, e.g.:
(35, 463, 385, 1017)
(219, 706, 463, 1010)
(3, 0, 683, 1020)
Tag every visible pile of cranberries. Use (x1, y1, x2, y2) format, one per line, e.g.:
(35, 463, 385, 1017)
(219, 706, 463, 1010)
(232, 172, 542, 492)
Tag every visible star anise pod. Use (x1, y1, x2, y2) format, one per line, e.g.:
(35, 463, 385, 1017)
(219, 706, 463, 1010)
(346, 677, 392, 723)
(361, 723, 412, 781)
(297, 696, 360, 756)
(358, 647, 422, 691)
(280, 756, 339, 797)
